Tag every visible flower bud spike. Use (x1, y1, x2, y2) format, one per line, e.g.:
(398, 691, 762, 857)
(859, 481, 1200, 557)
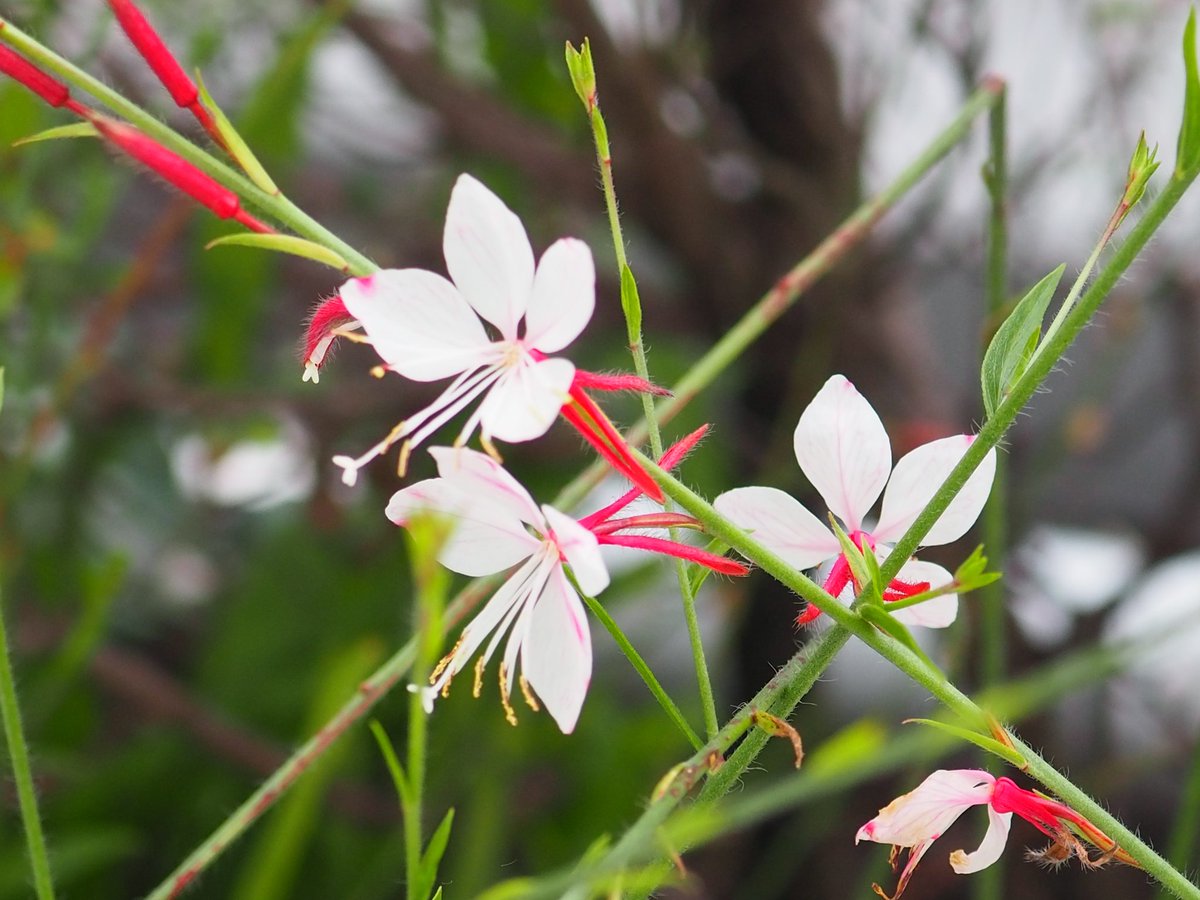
(89, 115, 273, 233)
(105, 0, 228, 149)
(588, 512, 700, 535)
(0, 44, 89, 115)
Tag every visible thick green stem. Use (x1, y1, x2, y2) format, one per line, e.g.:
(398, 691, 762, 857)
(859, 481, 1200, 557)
(1160, 737, 1200, 900)
(0, 572, 56, 900)
(0, 18, 377, 276)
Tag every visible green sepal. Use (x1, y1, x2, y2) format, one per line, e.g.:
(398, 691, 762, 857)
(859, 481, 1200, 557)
(195, 71, 279, 195)
(828, 517, 878, 604)
(981, 264, 1065, 418)
(904, 717, 1028, 768)
(205, 233, 350, 272)
(12, 122, 97, 147)
(564, 39, 597, 109)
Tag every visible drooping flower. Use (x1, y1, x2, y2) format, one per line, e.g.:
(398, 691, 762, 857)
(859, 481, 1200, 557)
(714, 374, 996, 627)
(856, 769, 1134, 899)
(389, 432, 745, 733)
(307, 174, 664, 500)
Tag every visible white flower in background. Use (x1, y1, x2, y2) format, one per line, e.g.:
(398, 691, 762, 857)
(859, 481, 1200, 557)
(715, 374, 996, 627)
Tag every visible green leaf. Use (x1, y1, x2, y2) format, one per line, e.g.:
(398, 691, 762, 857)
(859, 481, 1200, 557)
(619, 264, 643, 337)
(205, 233, 349, 272)
(415, 807, 455, 900)
(904, 718, 1027, 768)
(368, 720, 412, 809)
(12, 122, 98, 147)
(195, 72, 279, 195)
(980, 264, 1065, 418)
(1178, 7, 1200, 175)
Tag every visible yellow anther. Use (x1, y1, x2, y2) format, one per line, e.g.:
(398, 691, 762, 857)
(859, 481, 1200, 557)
(473, 657, 486, 698)
(397, 440, 413, 478)
(480, 434, 504, 463)
(370, 365, 387, 379)
(498, 663, 518, 726)
(519, 674, 540, 712)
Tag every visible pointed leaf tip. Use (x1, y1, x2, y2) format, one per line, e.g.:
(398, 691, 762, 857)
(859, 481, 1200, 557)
(981, 264, 1066, 419)
(1177, 7, 1200, 175)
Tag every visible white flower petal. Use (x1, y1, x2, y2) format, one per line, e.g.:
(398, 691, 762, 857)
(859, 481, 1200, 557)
(339, 269, 495, 381)
(889, 560, 958, 629)
(794, 374, 891, 531)
(950, 806, 1012, 874)
(386, 476, 539, 577)
(856, 769, 994, 848)
(874, 436, 996, 546)
(713, 486, 839, 570)
(479, 357, 575, 443)
(543, 505, 609, 597)
(524, 238, 595, 353)
(443, 174, 535, 339)
(521, 566, 592, 733)
(428, 446, 543, 526)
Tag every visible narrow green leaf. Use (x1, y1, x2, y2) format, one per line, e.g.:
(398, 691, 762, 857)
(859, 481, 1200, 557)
(904, 718, 1027, 768)
(195, 71, 279, 195)
(12, 122, 97, 147)
(415, 808, 455, 900)
(205, 233, 350, 273)
(619, 264, 642, 338)
(1177, 7, 1200, 176)
(980, 264, 1065, 418)
(368, 720, 413, 810)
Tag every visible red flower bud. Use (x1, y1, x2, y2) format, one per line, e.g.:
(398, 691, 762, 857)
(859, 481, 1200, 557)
(0, 44, 87, 115)
(106, 0, 197, 108)
(91, 116, 271, 233)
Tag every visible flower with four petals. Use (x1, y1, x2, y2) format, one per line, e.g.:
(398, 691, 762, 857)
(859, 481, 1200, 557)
(715, 374, 996, 627)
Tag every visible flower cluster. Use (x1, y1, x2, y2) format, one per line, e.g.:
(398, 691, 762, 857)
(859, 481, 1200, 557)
(716, 374, 996, 627)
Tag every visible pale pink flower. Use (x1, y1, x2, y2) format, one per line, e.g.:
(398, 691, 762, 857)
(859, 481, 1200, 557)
(714, 374, 996, 627)
(306, 174, 663, 499)
(389, 435, 745, 734)
(857, 769, 1132, 899)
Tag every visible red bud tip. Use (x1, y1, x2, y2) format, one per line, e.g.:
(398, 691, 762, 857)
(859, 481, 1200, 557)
(0, 44, 80, 111)
(106, 0, 199, 109)
(303, 296, 354, 379)
(659, 424, 709, 471)
(594, 533, 749, 576)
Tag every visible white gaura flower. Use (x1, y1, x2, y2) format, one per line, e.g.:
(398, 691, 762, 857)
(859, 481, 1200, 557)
(857, 769, 1131, 899)
(306, 173, 663, 500)
(388, 440, 746, 734)
(714, 374, 997, 627)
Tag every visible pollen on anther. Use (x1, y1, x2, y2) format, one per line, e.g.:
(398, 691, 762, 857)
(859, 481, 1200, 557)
(429, 638, 461, 684)
(370, 365, 386, 379)
(397, 440, 413, 478)
(519, 674, 540, 712)
(473, 656, 486, 698)
(498, 663, 518, 726)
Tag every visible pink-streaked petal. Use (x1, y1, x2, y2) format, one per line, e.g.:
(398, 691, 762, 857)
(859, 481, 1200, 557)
(522, 566, 592, 733)
(855, 769, 994, 848)
(950, 806, 1013, 874)
(479, 357, 575, 444)
(443, 173, 535, 339)
(889, 560, 958, 629)
(385, 477, 538, 577)
(874, 437, 997, 546)
(713, 486, 839, 570)
(524, 238, 595, 353)
(428, 446, 542, 526)
(794, 374, 891, 531)
(340, 269, 495, 381)
(542, 505, 610, 597)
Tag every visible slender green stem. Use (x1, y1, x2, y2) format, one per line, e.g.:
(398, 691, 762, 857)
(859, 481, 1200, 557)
(0, 571, 56, 900)
(580, 593, 702, 750)
(582, 73, 718, 738)
(0, 17, 378, 276)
